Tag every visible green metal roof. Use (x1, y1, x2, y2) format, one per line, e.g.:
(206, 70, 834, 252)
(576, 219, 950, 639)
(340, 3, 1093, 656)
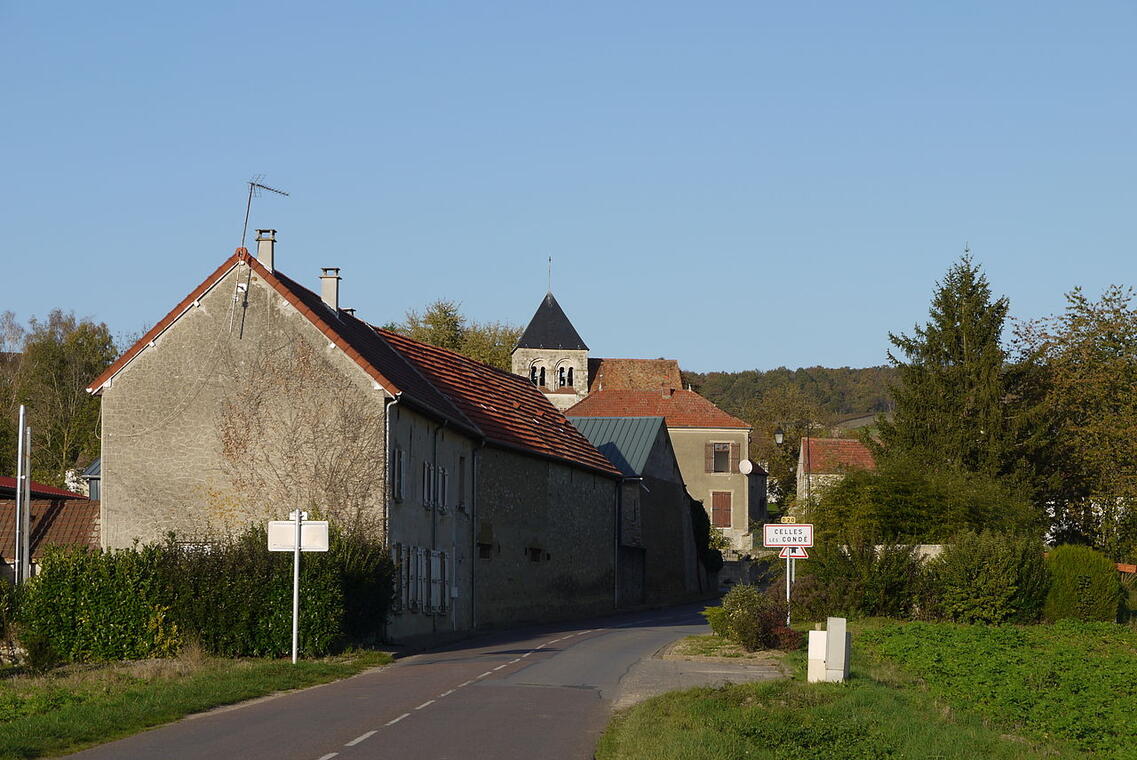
(567, 416, 666, 477)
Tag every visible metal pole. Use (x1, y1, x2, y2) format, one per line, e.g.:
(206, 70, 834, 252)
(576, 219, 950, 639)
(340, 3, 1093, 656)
(20, 426, 30, 582)
(14, 406, 26, 584)
(292, 509, 301, 664)
(785, 555, 791, 627)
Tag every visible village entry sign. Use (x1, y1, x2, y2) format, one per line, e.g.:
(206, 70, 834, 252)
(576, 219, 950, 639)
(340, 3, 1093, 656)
(763, 523, 813, 626)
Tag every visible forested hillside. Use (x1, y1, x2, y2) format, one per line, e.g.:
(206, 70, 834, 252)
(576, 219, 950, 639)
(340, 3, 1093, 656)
(684, 366, 896, 420)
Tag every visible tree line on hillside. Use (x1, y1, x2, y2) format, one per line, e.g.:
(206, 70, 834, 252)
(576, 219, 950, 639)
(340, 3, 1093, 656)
(1, 311, 117, 488)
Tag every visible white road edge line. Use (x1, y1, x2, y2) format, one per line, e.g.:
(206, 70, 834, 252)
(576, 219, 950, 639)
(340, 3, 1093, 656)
(345, 731, 376, 747)
(493, 664, 507, 671)
(386, 713, 410, 726)
(415, 700, 435, 710)
(317, 754, 339, 760)
(439, 689, 455, 697)
(477, 671, 493, 678)
(459, 680, 474, 687)
(521, 652, 532, 657)
(509, 658, 521, 663)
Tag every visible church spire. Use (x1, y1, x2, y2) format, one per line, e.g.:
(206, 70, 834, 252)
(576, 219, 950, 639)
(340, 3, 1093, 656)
(516, 291, 588, 351)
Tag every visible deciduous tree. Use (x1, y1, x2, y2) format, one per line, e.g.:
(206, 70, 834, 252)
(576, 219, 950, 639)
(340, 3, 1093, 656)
(10, 310, 116, 485)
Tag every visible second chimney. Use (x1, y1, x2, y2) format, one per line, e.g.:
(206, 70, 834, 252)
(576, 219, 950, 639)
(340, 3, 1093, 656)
(320, 268, 341, 311)
(256, 229, 277, 271)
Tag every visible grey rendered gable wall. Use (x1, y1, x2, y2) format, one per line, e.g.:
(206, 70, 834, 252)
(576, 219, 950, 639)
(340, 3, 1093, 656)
(99, 260, 389, 548)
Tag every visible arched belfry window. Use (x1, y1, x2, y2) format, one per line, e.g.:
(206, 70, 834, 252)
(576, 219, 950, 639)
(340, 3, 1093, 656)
(530, 366, 538, 385)
(558, 366, 567, 387)
(538, 367, 546, 387)
(567, 367, 574, 386)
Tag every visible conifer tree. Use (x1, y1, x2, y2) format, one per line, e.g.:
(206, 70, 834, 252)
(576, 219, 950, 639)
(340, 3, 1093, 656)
(876, 254, 1013, 475)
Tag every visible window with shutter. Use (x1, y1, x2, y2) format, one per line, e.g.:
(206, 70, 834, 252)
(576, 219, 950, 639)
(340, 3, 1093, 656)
(729, 442, 740, 473)
(711, 491, 732, 527)
(712, 443, 730, 472)
(704, 442, 714, 472)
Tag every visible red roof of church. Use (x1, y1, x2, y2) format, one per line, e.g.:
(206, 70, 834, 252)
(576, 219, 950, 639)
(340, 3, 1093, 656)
(567, 389, 749, 429)
(800, 437, 876, 474)
(90, 250, 619, 479)
(587, 358, 683, 393)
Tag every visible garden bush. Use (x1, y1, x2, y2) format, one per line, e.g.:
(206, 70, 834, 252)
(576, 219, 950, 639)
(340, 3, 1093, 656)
(1043, 544, 1122, 622)
(924, 531, 1049, 624)
(15, 524, 394, 663)
(792, 539, 923, 621)
(700, 605, 729, 638)
(719, 584, 800, 651)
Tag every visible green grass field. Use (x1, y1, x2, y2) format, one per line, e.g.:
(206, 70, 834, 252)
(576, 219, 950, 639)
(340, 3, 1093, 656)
(600, 618, 1137, 759)
(0, 648, 392, 759)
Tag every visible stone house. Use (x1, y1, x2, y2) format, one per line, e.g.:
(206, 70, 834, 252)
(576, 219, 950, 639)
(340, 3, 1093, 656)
(1, 477, 98, 582)
(86, 232, 622, 642)
(511, 291, 761, 553)
(568, 416, 709, 605)
(796, 437, 877, 507)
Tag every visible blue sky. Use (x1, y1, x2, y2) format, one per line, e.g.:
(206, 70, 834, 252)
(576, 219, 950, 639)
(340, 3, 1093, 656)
(1, 2, 1133, 372)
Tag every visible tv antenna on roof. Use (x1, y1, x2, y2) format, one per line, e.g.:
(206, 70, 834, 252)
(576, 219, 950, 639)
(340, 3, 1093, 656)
(241, 176, 289, 249)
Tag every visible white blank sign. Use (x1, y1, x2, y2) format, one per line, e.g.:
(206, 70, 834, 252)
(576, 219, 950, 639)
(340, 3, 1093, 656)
(268, 521, 330, 552)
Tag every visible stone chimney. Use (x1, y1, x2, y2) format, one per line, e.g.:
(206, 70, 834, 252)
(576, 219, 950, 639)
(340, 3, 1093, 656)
(320, 268, 341, 311)
(255, 229, 277, 271)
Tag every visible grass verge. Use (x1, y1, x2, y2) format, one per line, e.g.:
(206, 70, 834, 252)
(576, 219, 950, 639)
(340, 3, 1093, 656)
(597, 635, 1077, 760)
(0, 648, 392, 759)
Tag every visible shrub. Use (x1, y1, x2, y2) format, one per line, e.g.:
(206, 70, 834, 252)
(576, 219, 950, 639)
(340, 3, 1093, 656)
(1043, 544, 1122, 622)
(925, 531, 1049, 624)
(792, 539, 923, 621)
(720, 584, 797, 651)
(701, 605, 730, 638)
(16, 524, 394, 663)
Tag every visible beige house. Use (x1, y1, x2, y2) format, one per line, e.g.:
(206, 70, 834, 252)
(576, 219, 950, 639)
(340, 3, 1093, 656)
(87, 232, 622, 643)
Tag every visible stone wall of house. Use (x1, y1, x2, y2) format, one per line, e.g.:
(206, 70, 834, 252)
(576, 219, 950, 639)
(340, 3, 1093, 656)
(384, 404, 477, 641)
(100, 261, 390, 548)
(510, 347, 588, 411)
(474, 447, 617, 627)
(668, 427, 752, 552)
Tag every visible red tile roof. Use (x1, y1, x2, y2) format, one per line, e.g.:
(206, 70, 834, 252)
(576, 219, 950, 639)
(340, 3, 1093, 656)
(800, 437, 876, 474)
(91, 250, 618, 479)
(587, 358, 683, 393)
(379, 330, 619, 476)
(567, 389, 750, 429)
(0, 499, 100, 560)
(0, 476, 87, 500)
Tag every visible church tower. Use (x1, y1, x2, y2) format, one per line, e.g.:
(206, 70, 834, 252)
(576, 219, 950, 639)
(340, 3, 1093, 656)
(512, 292, 589, 410)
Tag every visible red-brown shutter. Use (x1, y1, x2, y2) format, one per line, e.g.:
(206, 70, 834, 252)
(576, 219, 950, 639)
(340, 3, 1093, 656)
(729, 442, 740, 473)
(705, 442, 714, 473)
(711, 491, 732, 527)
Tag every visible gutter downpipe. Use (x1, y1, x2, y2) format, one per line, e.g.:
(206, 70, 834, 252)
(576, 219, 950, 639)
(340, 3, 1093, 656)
(432, 419, 448, 635)
(471, 437, 486, 630)
(383, 392, 402, 644)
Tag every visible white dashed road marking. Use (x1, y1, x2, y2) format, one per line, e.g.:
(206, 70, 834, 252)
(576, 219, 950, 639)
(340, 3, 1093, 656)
(385, 713, 410, 726)
(415, 700, 435, 710)
(439, 689, 455, 697)
(317, 754, 339, 760)
(345, 731, 376, 747)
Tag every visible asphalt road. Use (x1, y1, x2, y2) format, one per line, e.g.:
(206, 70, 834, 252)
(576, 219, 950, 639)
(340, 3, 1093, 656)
(67, 603, 713, 760)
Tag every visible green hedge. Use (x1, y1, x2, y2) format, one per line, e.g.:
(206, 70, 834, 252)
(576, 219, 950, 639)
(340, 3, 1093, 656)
(923, 531, 1049, 624)
(1043, 544, 1122, 622)
(15, 525, 394, 662)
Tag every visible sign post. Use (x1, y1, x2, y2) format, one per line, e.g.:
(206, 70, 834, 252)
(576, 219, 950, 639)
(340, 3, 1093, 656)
(268, 512, 329, 663)
(763, 523, 813, 627)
